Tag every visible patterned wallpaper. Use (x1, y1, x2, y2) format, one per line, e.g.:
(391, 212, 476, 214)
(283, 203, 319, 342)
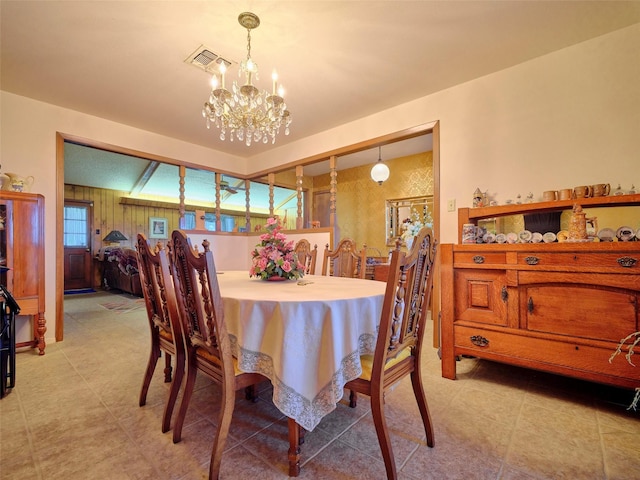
(313, 152, 433, 255)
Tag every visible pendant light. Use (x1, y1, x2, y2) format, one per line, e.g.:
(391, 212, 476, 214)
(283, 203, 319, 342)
(370, 146, 390, 185)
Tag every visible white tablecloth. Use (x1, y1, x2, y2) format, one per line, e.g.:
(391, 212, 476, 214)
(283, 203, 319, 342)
(217, 271, 386, 431)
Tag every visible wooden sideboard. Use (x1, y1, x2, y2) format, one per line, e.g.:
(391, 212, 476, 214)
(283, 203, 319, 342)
(0, 192, 46, 355)
(441, 193, 640, 389)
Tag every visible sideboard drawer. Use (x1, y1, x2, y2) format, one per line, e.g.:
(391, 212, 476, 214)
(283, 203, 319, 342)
(454, 325, 640, 383)
(454, 251, 506, 266)
(516, 252, 640, 270)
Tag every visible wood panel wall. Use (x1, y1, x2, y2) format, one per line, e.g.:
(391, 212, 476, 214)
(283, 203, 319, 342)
(64, 184, 269, 288)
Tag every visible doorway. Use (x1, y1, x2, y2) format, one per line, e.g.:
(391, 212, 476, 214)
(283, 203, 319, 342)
(55, 122, 440, 341)
(63, 200, 93, 292)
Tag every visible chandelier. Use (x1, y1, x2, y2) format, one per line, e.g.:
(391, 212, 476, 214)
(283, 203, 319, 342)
(202, 12, 292, 146)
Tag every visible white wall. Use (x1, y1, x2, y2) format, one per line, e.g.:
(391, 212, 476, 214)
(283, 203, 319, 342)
(1, 24, 638, 344)
(186, 230, 330, 275)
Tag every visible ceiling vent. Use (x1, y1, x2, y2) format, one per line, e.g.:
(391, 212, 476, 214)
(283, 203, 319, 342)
(185, 45, 234, 73)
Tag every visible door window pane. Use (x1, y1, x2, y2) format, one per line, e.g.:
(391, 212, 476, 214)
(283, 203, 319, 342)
(64, 206, 89, 247)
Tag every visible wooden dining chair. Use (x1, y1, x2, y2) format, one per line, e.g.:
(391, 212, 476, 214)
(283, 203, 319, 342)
(321, 238, 367, 279)
(344, 227, 437, 480)
(293, 238, 318, 275)
(168, 230, 268, 480)
(136, 233, 184, 434)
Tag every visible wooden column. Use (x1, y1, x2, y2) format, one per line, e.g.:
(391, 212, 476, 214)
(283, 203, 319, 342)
(245, 179, 251, 231)
(178, 165, 186, 222)
(268, 173, 275, 217)
(296, 165, 303, 230)
(215, 172, 222, 232)
(329, 156, 337, 228)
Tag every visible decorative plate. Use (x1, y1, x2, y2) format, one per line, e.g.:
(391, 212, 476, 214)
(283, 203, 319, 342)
(483, 232, 496, 244)
(637, 228, 640, 241)
(597, 228, 616, 242)
(495, 233, 507, 244)
(506, 232, 518, 244)
(542, 232, 556, 243)
(531, 232, 543, 243)
(518, 230, 532, 243)
(616, 226, 635, 242)
(556, 230, 569, 243)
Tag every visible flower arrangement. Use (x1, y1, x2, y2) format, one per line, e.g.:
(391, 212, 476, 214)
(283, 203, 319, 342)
(250, 217, 305, 281)
(400, 208, 433, 245)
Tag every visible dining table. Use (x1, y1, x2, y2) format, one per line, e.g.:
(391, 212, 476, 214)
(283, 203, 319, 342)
(217, 271, 387, 475)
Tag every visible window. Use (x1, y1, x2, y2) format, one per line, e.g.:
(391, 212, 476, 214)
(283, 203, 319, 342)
(63, 205, 89, 247)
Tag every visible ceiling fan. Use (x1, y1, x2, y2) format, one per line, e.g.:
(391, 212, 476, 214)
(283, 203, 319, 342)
(219, 177, 246, 195)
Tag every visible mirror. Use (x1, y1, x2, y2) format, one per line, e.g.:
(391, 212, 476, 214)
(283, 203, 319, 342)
(386, 195, 434, 246)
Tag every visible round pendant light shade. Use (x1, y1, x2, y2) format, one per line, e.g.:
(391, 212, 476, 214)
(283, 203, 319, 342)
(370, 146, 390, 185)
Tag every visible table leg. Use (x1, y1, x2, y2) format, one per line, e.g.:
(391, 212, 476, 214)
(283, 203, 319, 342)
(36, 312, 46, 355)
(287, 417, 301, 477)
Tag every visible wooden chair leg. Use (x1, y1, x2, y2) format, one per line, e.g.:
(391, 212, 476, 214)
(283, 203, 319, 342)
(411, 370, 434, 447)
(163, 351, 172, 383)
(287, 417, 301, 477)
(139, 344, 160, 407)
(208, 389, 236, 480)
(161, 351, 184, 433)
(172, 360, 197, 444)
(370, 391, 397, 480)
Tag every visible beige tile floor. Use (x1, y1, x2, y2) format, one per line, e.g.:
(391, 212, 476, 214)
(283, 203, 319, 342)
(1, 290, 639, 479)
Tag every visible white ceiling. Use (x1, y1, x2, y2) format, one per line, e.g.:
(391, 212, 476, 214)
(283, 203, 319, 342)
(3, 0, 640, 164)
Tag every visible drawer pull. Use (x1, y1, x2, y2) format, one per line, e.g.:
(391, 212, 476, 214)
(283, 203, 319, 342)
(528, 297, 534, 313)
(501, 286, 508, 302)
(524, 256, 539, 265)
(472, 255, 485, 264)
(470, 335, 489, 347)
(617, 257, 638, 268)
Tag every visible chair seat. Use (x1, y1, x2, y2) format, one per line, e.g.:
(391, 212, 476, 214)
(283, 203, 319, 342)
(358, 347, 411, 381)
(158, 328, 173, 342)
(196, 347, 245, 376)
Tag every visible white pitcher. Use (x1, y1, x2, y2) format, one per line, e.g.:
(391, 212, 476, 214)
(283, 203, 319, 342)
(5, 173, 34, 192)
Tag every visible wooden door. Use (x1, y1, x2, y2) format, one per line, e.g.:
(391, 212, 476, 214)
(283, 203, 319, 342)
(312, 190, 330, 227)
(63, 201, 93, 291)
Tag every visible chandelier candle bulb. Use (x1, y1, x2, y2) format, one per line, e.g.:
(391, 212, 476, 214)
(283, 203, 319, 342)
(272, 71, 278, 95)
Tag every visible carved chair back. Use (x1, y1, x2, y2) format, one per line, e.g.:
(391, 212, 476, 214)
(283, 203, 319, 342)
(321, 238, 366, 279)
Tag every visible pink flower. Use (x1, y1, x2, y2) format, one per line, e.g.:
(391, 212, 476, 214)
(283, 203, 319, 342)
(281, 260, 292, 273)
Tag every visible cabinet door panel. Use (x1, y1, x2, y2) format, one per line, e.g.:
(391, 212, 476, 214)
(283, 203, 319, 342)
(524, 285, 637, 341)
(454, 270, 508, 325)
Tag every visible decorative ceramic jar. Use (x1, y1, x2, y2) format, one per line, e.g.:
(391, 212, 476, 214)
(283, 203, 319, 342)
(568, 204, 587, 240)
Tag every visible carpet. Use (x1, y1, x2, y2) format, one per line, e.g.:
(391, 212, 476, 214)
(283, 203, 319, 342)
(64, 288, 96, 295)
(99, 298, 145, 314)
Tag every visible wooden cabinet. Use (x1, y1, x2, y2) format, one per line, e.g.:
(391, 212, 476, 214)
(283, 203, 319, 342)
(441, 194, 640, 389)
(0, 192, 46, 355)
